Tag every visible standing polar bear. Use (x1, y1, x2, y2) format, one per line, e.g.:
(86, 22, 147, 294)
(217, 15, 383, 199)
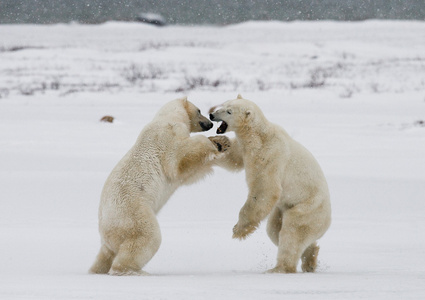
(210, 95, 331, 273)
(90, 97, 230, 276)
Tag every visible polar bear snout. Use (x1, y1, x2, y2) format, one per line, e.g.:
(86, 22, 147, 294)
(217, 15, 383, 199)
(209, 112, 222, 122)
(200, 120, 213, 131)
(209, 112, 228, 134)
(191, 112, 214, 132)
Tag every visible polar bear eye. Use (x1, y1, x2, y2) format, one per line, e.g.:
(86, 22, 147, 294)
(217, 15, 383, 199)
(227, 110, 232, 115)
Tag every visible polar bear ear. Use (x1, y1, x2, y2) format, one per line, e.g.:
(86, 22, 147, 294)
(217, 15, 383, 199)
(181, 96, 189, 109)
(181, 96, 190, 113)
(237, 94, 243, 99)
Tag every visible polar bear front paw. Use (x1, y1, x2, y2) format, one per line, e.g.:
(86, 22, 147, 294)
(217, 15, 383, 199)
(208, 136, 230, 152)
(232, 221, 258, 240)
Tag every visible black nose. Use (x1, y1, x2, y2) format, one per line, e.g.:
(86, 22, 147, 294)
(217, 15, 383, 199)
(209, 113, 215, 120)
(200, 121, 213, 131)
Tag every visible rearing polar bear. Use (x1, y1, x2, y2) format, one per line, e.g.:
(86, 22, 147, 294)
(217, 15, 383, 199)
(210, 95, 331, 273)
(90, 97, 230, 276)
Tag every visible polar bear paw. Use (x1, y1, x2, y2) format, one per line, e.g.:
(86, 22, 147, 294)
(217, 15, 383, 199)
(265, 266, 296, 274)
(109, 267, 150, 276)
(232, 221, 258, 240)
(208, 136, 230, 153)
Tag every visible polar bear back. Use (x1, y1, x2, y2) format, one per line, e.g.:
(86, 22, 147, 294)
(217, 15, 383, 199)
(99, 119, 185, 227)
(279, 130, 329, 207)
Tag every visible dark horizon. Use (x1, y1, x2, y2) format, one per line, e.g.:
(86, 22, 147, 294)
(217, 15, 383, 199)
(1, 0, 424, 25)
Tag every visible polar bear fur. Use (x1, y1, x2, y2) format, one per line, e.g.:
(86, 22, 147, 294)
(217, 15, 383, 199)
(89, 97, 230, 276)
(210, 95, 331, 273)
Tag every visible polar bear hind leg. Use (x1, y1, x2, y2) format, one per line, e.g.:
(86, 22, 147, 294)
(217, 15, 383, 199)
(301, 242, 320, 272)
(267, 208, 320, 272)
(89, 244, 116, 274)
(267, 211, 317, 274)
(266, 206, 282, 246)
(109, 208, 162, 276)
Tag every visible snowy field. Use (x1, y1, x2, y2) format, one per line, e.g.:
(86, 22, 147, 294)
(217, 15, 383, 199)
(1, 21, 425, 299)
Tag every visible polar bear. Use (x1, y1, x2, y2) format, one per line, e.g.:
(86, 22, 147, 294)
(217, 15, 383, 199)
(89, 97, 230, 276)
(209, 95, 331, 273)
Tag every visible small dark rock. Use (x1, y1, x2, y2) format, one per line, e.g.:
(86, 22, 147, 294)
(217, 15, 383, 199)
(414, 120, 424, 127)
(100, 116, 114, 123)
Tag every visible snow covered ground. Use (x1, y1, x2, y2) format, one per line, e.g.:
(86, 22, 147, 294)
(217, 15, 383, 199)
(1, 21, 425, 299)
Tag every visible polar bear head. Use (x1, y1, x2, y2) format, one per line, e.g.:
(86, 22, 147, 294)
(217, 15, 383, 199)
(183, 98, 214, 132)
(156, 97, 213, 132)
(209, 94, 265, 134)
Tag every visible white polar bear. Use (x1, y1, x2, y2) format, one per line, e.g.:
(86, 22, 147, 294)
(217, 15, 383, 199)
(89, 97, 230, 276)
(210, 95, 331, 273)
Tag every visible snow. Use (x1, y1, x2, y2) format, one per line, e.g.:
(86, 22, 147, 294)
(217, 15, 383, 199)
(1, 21, 425, 299)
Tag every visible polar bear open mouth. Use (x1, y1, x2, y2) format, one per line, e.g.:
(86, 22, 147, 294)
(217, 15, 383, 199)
(217, 121, 228, 134)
